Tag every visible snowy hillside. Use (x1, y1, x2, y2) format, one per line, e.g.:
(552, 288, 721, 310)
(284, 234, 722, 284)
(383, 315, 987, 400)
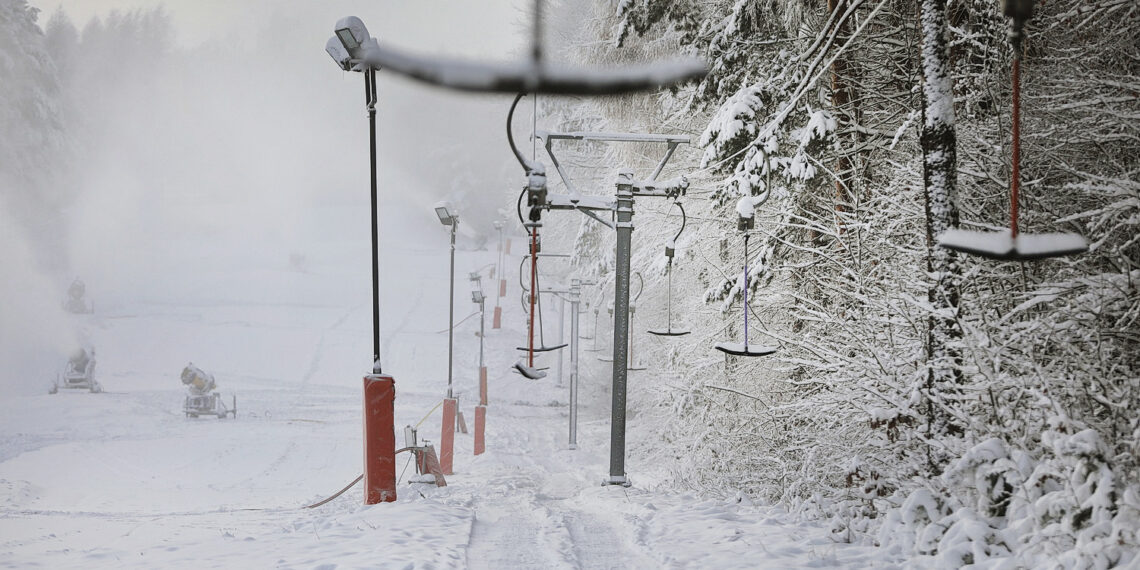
(2, 203, 894, 568)
(2, 0, 1137, 568)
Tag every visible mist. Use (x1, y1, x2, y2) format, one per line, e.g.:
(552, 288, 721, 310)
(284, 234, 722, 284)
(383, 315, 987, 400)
(3, 1, 530, 394)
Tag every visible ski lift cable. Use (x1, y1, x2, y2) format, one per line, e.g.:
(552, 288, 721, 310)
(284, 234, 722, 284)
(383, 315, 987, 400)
(432, 310, 482, 334)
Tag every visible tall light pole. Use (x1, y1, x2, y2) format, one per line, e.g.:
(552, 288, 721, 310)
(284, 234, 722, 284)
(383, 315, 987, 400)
(435, 203, 459, 399)
(326, 16, 395, 504)
(327, 18, 383, 374)
(470, 274, 488, 455)
(435, 202, 459, 475)
(469, 272, 487, 395)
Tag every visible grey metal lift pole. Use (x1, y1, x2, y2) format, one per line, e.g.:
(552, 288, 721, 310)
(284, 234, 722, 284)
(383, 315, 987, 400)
(556, 295, 565, 387)
(478, 288, 485, 381)
(569, 278, 581, 450)
(607, 171, 635, 486)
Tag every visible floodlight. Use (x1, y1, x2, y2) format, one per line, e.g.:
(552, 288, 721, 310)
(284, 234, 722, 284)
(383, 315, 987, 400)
(336, 28, 360, 51)
(333, 16, 369, 54)
(435, 204, 456, 226)
(326, 37, 352, 70)
(471, 290, 485, 304)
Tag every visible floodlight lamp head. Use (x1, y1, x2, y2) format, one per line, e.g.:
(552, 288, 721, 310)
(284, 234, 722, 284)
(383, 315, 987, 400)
(471, 290, 485, 304)
(334, 16, 369, 54)
(468, 272, 480, 282)
(326, 37, 352, 71)
(493, 220, 504, 230)
(737, 215, 755, 231)
(434, 202, 457, 226)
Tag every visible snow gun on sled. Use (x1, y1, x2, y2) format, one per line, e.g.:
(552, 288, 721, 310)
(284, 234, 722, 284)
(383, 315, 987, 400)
(50, 347, 101, 394)
(181, 363, 236, 419)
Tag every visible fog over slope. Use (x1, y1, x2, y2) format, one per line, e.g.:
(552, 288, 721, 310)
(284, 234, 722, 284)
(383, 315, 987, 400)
(3, 1, 529, 394)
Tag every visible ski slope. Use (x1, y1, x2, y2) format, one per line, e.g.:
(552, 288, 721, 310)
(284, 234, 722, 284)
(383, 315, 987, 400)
(0, 204, 896, 569)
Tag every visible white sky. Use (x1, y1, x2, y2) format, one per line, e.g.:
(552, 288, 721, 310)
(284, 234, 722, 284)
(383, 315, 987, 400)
(30, 0, 531, 56)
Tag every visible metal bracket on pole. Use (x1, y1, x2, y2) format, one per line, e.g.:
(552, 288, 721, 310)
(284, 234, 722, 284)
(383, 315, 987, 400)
(534, 131, 690, 232)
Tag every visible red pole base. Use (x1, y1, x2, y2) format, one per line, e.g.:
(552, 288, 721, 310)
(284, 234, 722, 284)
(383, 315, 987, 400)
(440, 398, 457, 475)
(499, 279, 507, 297)
(363, 374, 396, 504)
(504, 239, 511, 255)
(474, 405, 486, 455)
(493, 306, 502, 329)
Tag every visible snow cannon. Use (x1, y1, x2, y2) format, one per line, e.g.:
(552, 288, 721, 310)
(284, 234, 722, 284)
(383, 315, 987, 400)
(50, 346, 101, 394)
(181, 363, 236, 419)
(181, 364, 217, 395)
(64, 277, 93, 314)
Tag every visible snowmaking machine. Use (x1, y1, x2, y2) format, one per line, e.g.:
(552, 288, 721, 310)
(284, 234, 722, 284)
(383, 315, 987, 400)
(51, 347, 102, 393)
(181, 363, 236, 419)
(63, 277, 93, 314)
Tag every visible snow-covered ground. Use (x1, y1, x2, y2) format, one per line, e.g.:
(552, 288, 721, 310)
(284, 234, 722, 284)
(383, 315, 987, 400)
(0, 204, 896, 569)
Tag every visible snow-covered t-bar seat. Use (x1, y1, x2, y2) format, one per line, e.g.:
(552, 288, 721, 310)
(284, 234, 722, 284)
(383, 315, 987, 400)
(360, 45, 707, 95)
(513, 361, 547, 380)
(714, 342, 778, 357)
(937, 229, 1087, 261)
(327, 13, 706, 96)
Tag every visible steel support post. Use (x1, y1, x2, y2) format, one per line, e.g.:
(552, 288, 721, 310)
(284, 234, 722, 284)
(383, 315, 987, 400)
(569, 279, 581, 450)
(478, 297, 486, 404)
(366, 69, 382, 374)
(556, 296, 565, 387)
(447, 221, 457, 399)
(606, 170, 635, 486)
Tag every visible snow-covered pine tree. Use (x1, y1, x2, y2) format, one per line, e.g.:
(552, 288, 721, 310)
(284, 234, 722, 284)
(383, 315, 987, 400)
(0, 0, 68, 261)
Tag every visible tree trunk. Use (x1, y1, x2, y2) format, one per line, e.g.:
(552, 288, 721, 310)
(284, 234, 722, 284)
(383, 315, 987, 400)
(918, 0, 964, 470)
(828, 0, 858, 231)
